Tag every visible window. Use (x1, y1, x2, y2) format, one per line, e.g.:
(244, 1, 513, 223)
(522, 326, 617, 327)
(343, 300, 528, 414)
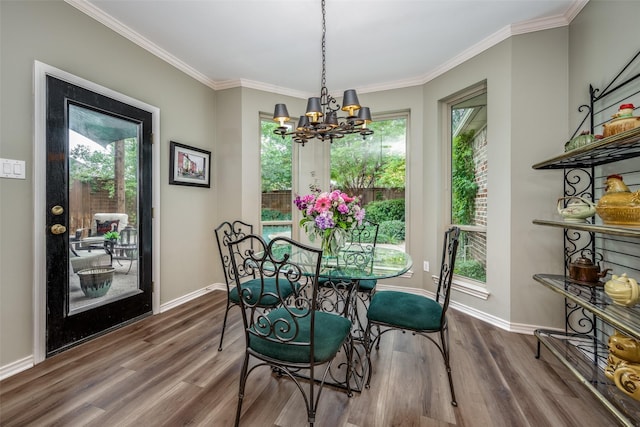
(330, 115, 407, 249)
(448, 87, 487, 284)
(260, 117, 293, 242)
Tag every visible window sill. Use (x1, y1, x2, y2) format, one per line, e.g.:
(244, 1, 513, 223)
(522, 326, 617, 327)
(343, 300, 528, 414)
(431, 275, 490, 300)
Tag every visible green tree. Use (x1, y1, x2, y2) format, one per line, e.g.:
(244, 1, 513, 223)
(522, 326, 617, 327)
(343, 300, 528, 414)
(452, 130, 478, 224)
(261, 121, 292, 192)
(330, 118, 406, 193)
(69, 138, 138, 200)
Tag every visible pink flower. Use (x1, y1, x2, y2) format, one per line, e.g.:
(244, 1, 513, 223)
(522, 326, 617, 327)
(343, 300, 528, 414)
(314, 195, 332, 213)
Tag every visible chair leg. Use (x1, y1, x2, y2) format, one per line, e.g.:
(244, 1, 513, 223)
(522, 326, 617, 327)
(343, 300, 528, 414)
(364, 321, 374, 389)
(439, 328, 457, 406)
(234, 351, 250, 427)
(218, 300, 232, 351)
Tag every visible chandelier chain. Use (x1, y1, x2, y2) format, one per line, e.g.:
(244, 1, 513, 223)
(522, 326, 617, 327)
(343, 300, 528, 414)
(321, 0, 326, 92)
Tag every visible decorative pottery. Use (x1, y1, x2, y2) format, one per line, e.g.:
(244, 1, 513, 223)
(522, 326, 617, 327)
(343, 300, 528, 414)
(595, 175, 640, 226)
(568, 252, 610, 283)
(603, 103, 640, 137)
(604, 273, 640, 307)
(564, 131, 595, 152)
(78, 267, 115, 298)
(607, 331, 640, 401)
(614, 366, 640, 401)
(557, 196, 596, 222)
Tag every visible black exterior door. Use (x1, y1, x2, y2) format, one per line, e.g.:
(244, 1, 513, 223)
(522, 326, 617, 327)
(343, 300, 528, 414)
(45, 76, 153, 356)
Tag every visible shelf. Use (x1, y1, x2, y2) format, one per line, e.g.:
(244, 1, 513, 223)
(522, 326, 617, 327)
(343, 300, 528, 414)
(533, 219, 640, 238)
(535, 329, 640, 426)
(532, 127, 640, 170)
(533, 274, 640, 340)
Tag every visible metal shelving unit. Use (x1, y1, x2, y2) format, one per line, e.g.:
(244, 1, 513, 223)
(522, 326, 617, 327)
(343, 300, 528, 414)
(532, 50, 640, 425)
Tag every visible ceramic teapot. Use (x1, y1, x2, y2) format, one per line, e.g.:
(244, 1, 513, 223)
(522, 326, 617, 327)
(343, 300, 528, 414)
(568, 251, 610, 283)
(557, 196, 596, 222)
(564, 131, 595, 152)
(604, 273, 640, 307)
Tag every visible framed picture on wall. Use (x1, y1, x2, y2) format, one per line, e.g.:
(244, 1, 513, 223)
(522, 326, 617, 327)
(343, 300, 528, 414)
(169, 141, 211, 188)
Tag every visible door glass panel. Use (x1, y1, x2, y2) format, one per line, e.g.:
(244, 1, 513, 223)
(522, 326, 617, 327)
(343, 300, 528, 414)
(68, 104, 141, 314)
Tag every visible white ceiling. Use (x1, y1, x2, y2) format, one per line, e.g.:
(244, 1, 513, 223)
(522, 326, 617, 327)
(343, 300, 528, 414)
(68, 0, 586, 98)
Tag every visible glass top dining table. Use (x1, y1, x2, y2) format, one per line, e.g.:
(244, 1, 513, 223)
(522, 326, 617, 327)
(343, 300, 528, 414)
(318, 247, 412, 280)
(267, 243, 413, 281)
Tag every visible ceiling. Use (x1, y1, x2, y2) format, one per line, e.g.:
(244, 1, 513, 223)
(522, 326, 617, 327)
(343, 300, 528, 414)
(68, 0, 586, 98)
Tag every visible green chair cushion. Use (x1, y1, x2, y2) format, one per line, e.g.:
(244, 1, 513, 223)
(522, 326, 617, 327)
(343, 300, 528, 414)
(249, 307, 352, 364)
(358, 279, 377, 292)
(367, 291, 442, 331)
(229, 278, 296, 307)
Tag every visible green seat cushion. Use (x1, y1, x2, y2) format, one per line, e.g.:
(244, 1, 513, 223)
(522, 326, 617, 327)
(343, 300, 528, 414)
(367, 291, 442, 331)
(358, 279, 377, 292)
(230, 278, 296, 307)
(249, 307, 352, 364)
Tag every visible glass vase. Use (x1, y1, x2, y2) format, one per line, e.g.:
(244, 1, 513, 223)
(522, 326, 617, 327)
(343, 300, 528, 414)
(320, 228, 346, 257)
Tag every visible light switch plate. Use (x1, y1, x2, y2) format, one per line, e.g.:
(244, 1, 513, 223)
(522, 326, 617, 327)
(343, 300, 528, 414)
(0, 158, 26, 179)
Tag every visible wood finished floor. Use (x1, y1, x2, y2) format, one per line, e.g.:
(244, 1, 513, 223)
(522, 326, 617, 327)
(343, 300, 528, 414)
(0, 290, 620, 426)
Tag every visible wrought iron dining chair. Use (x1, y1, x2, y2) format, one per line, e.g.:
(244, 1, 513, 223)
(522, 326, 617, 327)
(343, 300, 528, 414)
(365, 226, 461, 406)
(215, 220, 296, 351)
(345, 219, 379, 297)
(339, 219, 379, 339)
(215, 220, 253, 351)
(229, 235, 353, 427)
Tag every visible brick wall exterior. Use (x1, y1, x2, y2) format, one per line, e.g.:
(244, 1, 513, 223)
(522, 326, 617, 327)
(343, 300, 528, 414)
(468, 126, 488, 268)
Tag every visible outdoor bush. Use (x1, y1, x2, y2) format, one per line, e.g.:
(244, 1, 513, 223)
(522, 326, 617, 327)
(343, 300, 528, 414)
(454, 259, 486, 282)
(364, 199, 405, 223)
(378, 220, 405, 244)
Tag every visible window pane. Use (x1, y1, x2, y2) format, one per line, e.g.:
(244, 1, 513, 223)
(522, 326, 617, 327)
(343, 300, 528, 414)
(261, 119, 293, 239)
(456, 230, 487, 282)
(330, 117, 407, 249)
(451, 91, 486, 283)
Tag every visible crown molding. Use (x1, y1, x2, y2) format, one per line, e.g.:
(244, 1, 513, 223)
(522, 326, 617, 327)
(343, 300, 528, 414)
(65, 0, 218, 90)
(66, 0, 588, 98)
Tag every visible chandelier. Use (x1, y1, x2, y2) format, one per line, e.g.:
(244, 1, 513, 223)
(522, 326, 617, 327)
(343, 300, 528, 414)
(272, 0, 373, 146)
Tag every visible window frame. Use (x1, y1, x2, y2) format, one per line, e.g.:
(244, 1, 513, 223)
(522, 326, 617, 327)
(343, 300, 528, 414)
(329, 111, 409, 251)
(259, 113, 299, 242)
(443, 84, 490, 299)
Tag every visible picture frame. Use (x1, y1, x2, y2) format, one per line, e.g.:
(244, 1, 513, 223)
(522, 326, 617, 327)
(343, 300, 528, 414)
(169, 141, 211, 188)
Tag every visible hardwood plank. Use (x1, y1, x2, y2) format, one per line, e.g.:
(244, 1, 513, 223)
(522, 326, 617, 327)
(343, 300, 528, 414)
(0, 291, 622, 426)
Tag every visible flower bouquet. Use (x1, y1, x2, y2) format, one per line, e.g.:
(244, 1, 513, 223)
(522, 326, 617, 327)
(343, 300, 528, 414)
(294, 188, 365, 256)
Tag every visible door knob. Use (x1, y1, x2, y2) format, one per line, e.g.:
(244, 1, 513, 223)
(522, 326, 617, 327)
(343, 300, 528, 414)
(51, 205, 64, 215)
(51, 224, 67, 235)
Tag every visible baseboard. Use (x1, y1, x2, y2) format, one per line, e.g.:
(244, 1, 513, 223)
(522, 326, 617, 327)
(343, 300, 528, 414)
(159, 283, 226, 313)
(0, 355, 33, 381)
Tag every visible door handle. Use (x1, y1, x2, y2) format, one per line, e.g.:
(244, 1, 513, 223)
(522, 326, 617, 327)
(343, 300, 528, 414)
(51, 205, 64, 215)
(51, 224, 67, 235)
